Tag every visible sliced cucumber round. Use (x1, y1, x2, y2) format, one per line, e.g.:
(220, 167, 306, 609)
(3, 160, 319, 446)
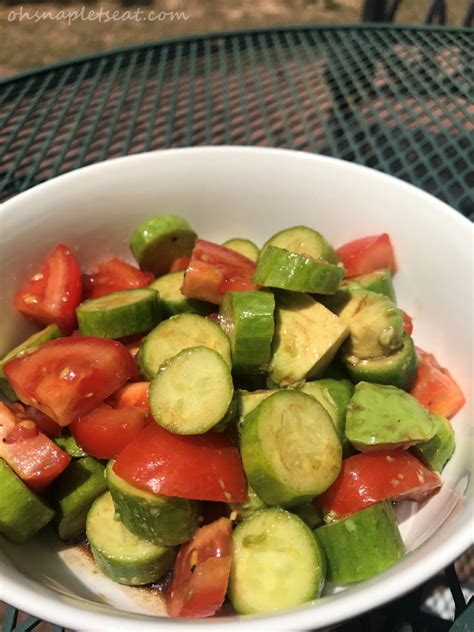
(86, 492, 176, 585)
(138, 313, 232, 379)
(254, 246, 344, 294)
(228, 508, 326, 614)
(241, 390, 342, 506)
(149, 271, 213, 318)
(219, 290, 275, 374)
(345, 268, 396, 302)
(344, 333, 418, 391)
(236, 388, 280, 436)
(130, 214, 197, 276)
(77, 288, 161, 339)
(222, 238, 259, 261)
(107, 462, 200, 546)
(315, 502, 405, 584)
(149, 346, 234, 434)
(227, 484, 268, 521)
(261, 225, 339, 264)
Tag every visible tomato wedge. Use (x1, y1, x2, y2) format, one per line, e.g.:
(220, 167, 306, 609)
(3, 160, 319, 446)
(70, 404, 149, 459)
(13, 244, 82, 333)
(167, 517, 233, 618)
(25, 406, 63, 438)
(401, 310, 414, 335)
(181, 240, 258, 304)
(107, 382, 151, 415)
(336, 234, 396, 277)
(0, 402, 70, 490)
(411, 348, 465, 419)
(83, 257, 154, 299)
(113, 424, 248, 502)
(4, 337, 137, 426)
(169, 256, 191, 273)
(318, 450, 442, 519)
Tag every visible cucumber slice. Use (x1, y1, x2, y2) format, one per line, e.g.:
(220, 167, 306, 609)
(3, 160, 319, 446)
(345, 268, 396, 302)
(51, 457, 107, 540)
(270, 293, 349, 386)
(0, 324, 62, 401)
(149, 346, 234, 434)
(223, 238, 259, 261)
(261, 225, 339, 265)
(344, 333, 418, 390)
(219, 291, 275, 374)
(413, 412, 455, 473)
(149, 271, 213, 318)
(228, 508, 326, 614)
(130, 214, 197, 276)
(138, 313, 231, 379)
(54, 433, 88, 458)
(227, 484, 268, 521)
(0, 458, 54, 543)
(86, 492, 176, 585)
(107, 461, 200, 546)
(77, 288, 161, 339)
(236, 389, 280, 436)
(241, 390, 342, 506)
(315, 502, 405, 584)
(254, 246, 344, 294)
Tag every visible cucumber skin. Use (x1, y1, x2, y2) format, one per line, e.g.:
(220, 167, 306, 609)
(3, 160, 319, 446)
(346, 269, 396, 303)
(413, 412, 455, 473)
(254, 246, 345, 294)
(223, 238, 260, 261)
(0, 459, 55, 543)
(149, 272, 213, 318)
(107, 462, 200, 546)
(315, 502, 405, 584)
(54, 434, 88, 458)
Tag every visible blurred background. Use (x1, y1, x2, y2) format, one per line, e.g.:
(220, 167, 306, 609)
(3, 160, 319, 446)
(0, 0, 469, 75)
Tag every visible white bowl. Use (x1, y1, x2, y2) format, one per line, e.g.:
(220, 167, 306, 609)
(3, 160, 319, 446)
(0, 147, 472, 631)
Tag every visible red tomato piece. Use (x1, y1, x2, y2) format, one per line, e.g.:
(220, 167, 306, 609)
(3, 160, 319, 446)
(25, 406, 63, 438)
(336, 234, 396, 277)
(0, 402, 70, 490)
(181, 240, 258, 304)
(114, 424, 248, 503)
(318, 450, 442, 519)
(411, 348, 465, 418)
(83, 257, 154, 299)
(70, 404, 148, 459)
(167, 517, 233, 618)
(4, 337, 137, 426)
(169, 256, 191, 273)
(107, 382, 151, 415)
(13, 244, 82, 333)
(401, 310, 414, 335)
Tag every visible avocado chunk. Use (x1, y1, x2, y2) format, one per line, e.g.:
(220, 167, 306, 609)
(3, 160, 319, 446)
(346, 382, 435, 451)
(337, 289, 404, 360)
(344, 269, 396, 303)
(269, 293, 349, 386)
(413, 413, 455, 473)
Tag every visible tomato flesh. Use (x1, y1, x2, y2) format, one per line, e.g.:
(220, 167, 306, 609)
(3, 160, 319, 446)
(181, 240, 257, 304)
(4, 337, 137, 426)
(411, 348, 465, 418)
(107, 382, 151, 415)
(167, 517, 233, 618)
(114, 424, 248, 502)
(318, 450, 441, 519)
(169, 256, 191, 273)
(401, 310, 414, 335)
(337, 234, 396, 277)
(83, 257, 154, 299)
(13, 244, 82, 333)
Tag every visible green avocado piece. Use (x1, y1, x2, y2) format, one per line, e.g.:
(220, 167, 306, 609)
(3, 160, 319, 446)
(346, 382, 435, 451)
(344, 269, 396, 303)
(413, 413, 455, 473)
(54, 433, 88, 458)
(0, 459, 55, 543)
(51, 457, 107, 540)
(337, 289, 404, 359)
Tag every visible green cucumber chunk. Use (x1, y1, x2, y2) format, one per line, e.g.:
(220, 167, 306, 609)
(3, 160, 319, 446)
(345, 268, 396, 302)
(316, 502, 405, 584)
(254, 246, 344, 294)
(346, 382, 435, 451)
(149, 271, 213, 318)
(138, 313, 232, 380)
(261, 225, 339, 265)
(149, 346, 234, 434)
(54, 433, 88, 458)
(0, 324, 62, 401)
(236, 389, 280, 436)
(219, 290, 275, 374)
(130, 214, 197, 276)
(344, 333, 418, 390)
(227, 484, 268, 521)
(223, 238, 259, 261)
(0, 458, 55, 543)
(228, 508, 326, 614)
(86, 492, 176, 585)
(241, 390, 342, 506)
(51, 457, 107, 540)
(413, 413, 455, 473)
(270, 293, 349, 386)
(77, 288, 161, 339)
(107, 461, 200, 546)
